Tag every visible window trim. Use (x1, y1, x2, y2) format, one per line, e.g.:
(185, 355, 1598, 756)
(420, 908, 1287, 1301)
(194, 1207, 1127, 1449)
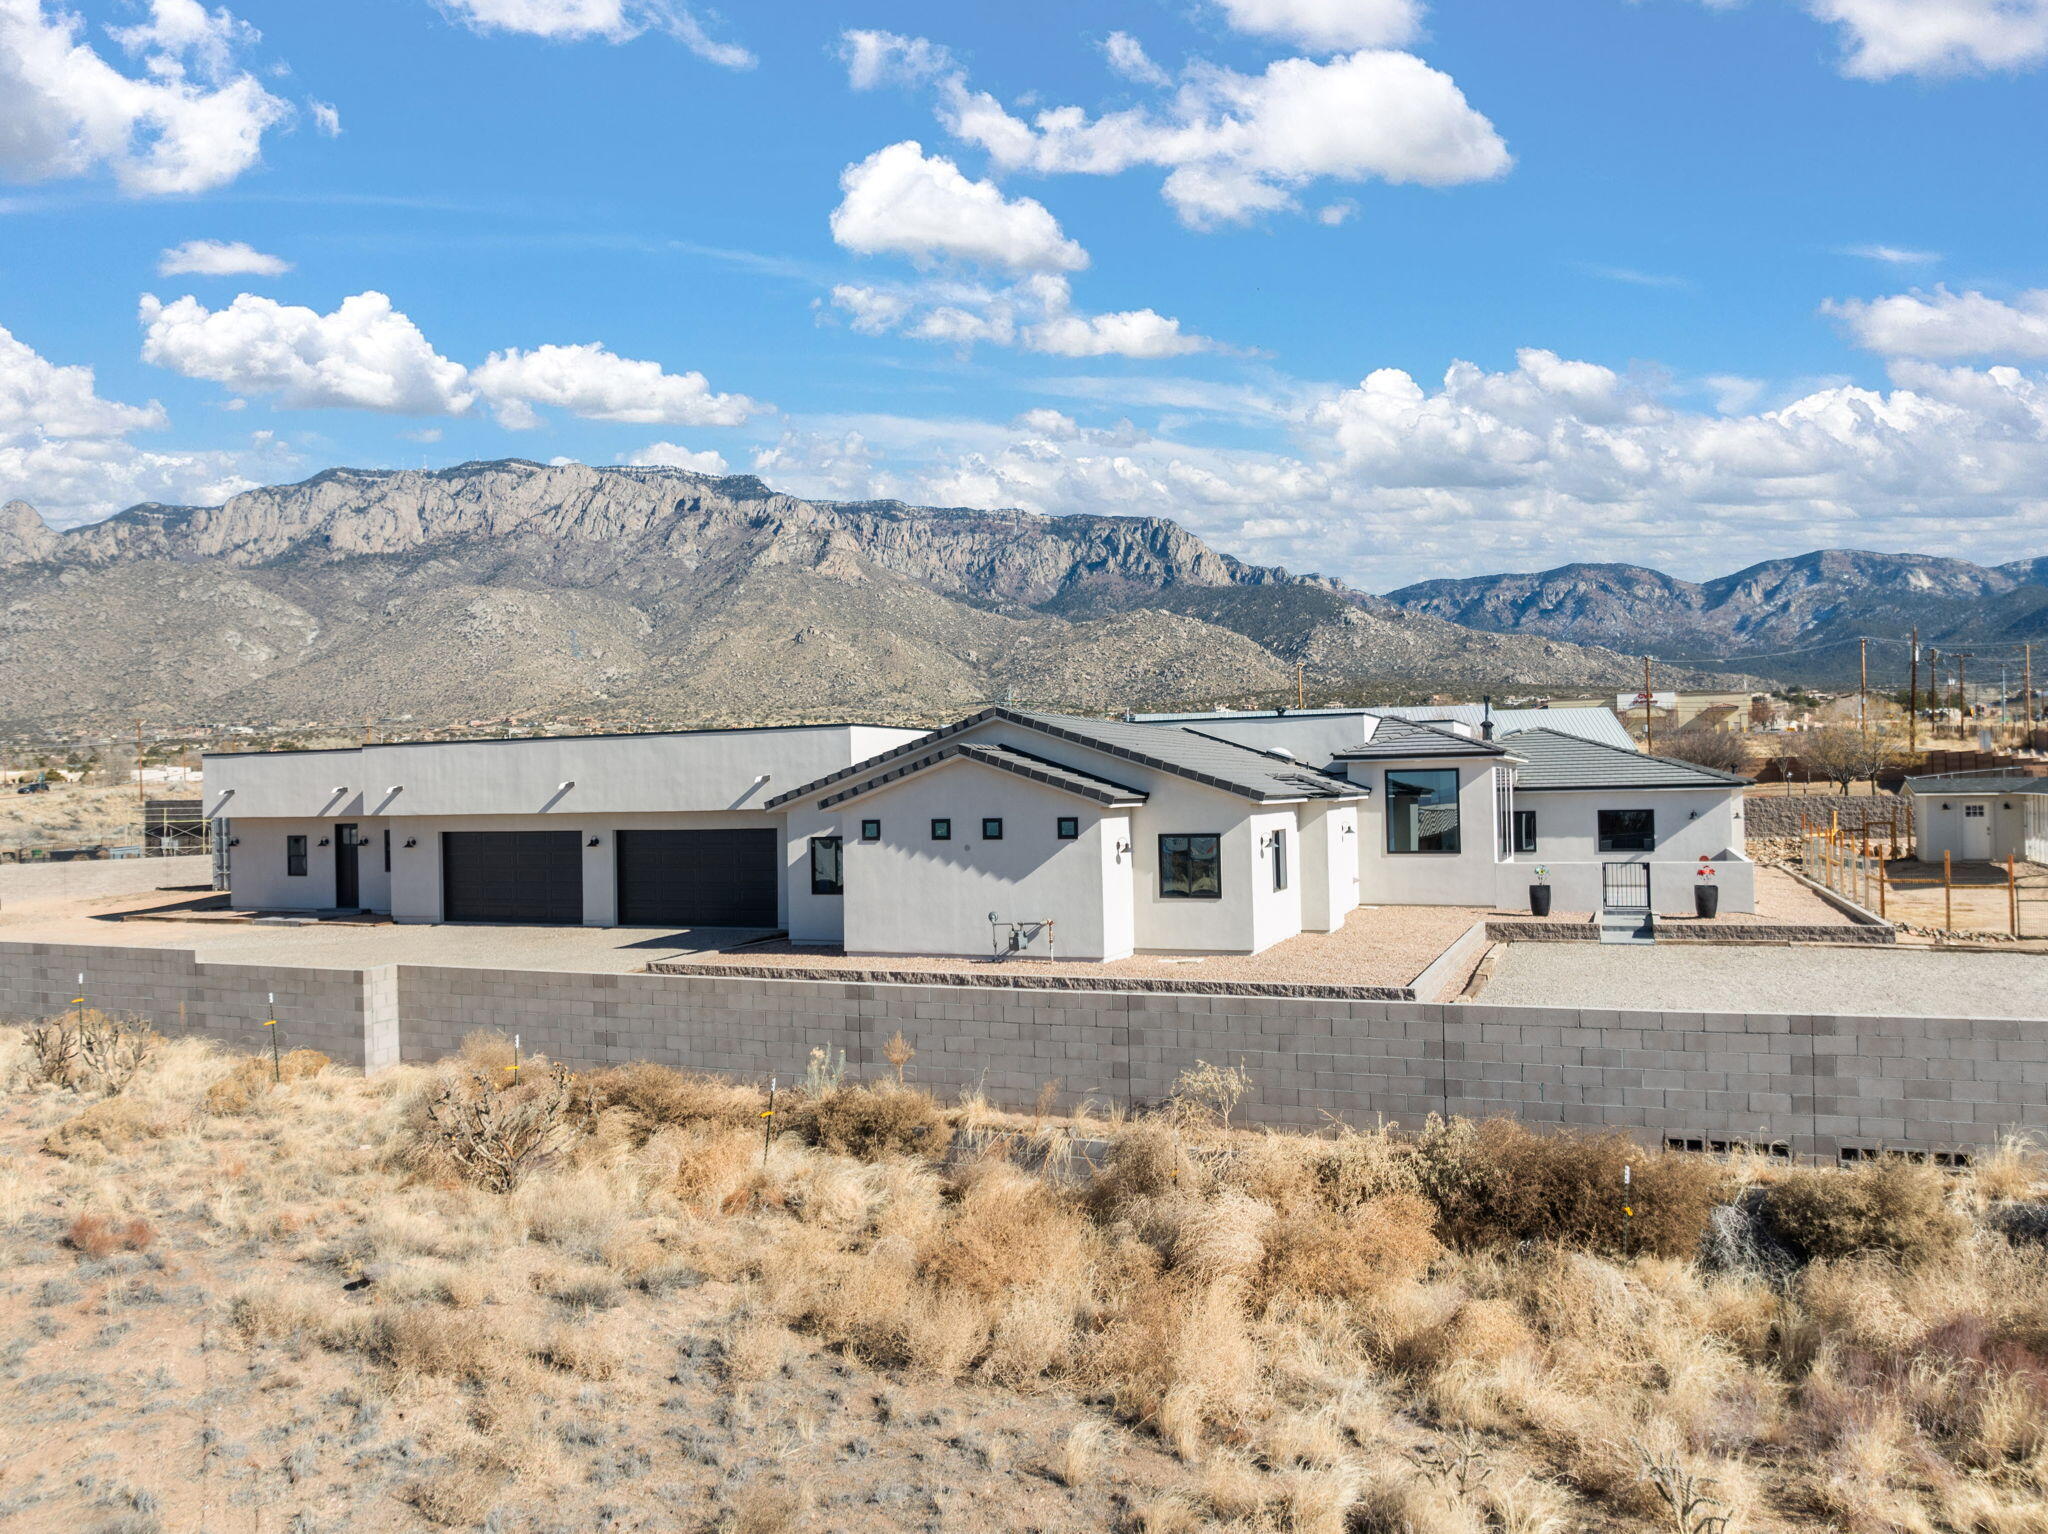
(1056, 815, 1079, 840)
(809, 836, 844, 896)
(859, 818, 881, 843)
(1159, 833, 1223, 900)
(930, 817, 952, 840)
(981, 817, 1004, 841)
(1384, 767, 1463, 855)
(1597, 808, 1657, 853)
(286, 834, 308, 878)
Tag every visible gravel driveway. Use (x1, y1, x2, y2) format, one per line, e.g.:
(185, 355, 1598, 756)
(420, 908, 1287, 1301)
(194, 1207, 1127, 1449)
(1480, 942, 2048, 1019)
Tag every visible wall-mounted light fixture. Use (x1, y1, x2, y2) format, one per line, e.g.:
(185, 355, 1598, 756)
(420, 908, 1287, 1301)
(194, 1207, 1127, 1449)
(587, 836, 601, 847)
(228, 837, 241, 847)
(317, 837, 331, 847)
(403, 838, 417, 848)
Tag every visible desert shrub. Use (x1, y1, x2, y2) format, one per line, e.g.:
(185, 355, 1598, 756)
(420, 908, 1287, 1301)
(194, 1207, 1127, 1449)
(42, 1098, 175, 1157)
(1251, 1194, 1443, 1308)
(1087, 1122, 1203, 1220)
(65, 1212, 153, 1258)
(24, 1009, 156, 1094)
(782, 1083, 953, 1161)
(1414, 1116, 1726, 1258)
(204, 1049, 330, 1115)
(920, 1160, 1091, 1300)
(417, 1066, 581, 1192)
(335, 1303, 510, 1382)
(583, 1060, 761, 1141)
(1763, 1156, 1966, 1262)
(1166, 1059, 1253, 1131)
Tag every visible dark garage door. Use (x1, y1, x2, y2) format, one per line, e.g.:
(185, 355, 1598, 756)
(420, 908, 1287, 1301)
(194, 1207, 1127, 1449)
(616, 829, 779, 927)
(442, 831, 584, 924)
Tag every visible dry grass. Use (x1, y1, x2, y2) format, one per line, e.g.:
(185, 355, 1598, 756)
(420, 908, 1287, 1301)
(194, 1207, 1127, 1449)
(4, 1021, 2047, 1534)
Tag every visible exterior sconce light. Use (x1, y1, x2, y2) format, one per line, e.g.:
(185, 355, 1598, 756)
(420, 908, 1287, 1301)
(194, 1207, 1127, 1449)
(228, 837, 241, 847)
(587, 836, 601, 847)
(317, 837, 331, 847)
(404, 837, 418, 848)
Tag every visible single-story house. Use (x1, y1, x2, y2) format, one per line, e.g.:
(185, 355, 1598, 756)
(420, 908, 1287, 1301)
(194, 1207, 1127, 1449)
(203, 702, 1755, 957)
(1903, 773, 2048, 864)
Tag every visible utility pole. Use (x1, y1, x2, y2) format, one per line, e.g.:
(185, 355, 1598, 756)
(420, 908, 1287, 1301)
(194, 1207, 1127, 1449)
(2026, 643, 2035, 738)
(134, 718, 146, 816)
(1908, 627, 1919, 754)
(1296, 662, 1305, 710)
(1957, 652, 1969, 730)
(1642, 656, 1654, 753)
(1858, 637, 1868, 735)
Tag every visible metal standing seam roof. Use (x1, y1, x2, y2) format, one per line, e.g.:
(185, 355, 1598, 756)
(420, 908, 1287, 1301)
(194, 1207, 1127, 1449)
(1129, 703, 1640, 752)
(1904, 774, 2048, 797)
(1330, 716, 1513, 760)
(766, 706, 1366, 809)
(1500, 728, 1753, 791)
(816, 742, 1150, 810)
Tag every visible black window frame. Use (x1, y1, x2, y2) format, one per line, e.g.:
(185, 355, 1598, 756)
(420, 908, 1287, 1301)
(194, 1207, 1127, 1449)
(1159, 833, 1223, 900)
(809, 836, 844, 896)
(1056, 816, 1079, 840)
(286, 834, 308, 877)
(1512, 809, 1538, 854)
(383, 828, 392, 872)
(930, 817, 952, 840)
(1272, 827, 1288, 891)
(1597, 808, 1657, 853)
(1385, 768, 1462, 855)
(859, 818, 881, 842)
(981, 818, 1003, 841)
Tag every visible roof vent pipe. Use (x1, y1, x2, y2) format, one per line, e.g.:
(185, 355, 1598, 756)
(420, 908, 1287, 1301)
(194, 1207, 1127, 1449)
(1481, 696, 1495, 742)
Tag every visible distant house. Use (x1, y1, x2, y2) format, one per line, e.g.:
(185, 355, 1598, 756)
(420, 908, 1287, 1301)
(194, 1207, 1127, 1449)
(1902, 772, 2048, 864)
(202, 702, 1755, 954)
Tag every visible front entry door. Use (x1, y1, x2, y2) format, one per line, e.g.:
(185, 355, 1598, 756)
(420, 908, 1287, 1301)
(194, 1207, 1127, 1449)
(1960, 803, 1993, 860)
(335, 823, 360, 909)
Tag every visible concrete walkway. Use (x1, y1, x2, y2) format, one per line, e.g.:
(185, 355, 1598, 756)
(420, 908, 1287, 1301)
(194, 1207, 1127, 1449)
(1481, 941, 2048, 1019)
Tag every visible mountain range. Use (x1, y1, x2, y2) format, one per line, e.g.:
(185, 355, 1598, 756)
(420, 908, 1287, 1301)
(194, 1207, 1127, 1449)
(1386, 550, 2048, 687)
(0, 461, 1753, 734)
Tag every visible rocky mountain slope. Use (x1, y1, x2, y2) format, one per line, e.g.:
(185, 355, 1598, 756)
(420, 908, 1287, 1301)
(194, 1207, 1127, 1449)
(0, 460, 1752, 730)
(1386, 549, 2048, 683)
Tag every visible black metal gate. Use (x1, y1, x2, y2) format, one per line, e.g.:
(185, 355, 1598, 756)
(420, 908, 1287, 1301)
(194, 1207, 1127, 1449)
(1601, 862, 1650, 910)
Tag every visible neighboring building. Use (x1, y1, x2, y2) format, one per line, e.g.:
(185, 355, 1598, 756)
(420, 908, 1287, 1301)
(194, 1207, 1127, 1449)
(1903, 772, 2048, 864)
(1133, 702, 1638, 752)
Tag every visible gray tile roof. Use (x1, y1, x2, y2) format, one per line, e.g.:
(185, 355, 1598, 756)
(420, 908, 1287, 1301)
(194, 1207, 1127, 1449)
(1331, 716, 1511, 760)
(1501, 728, 1752, 791)
(767, 706, 1364, 809)
(1904, 774, 2048, 796)
(817, 742, 1149, 810)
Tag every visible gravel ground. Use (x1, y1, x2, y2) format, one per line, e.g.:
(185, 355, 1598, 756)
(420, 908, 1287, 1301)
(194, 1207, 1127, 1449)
(1490, 867, 1851, 927)
(1480, 942, 2048, 1018)
(0, 854, 210, 913)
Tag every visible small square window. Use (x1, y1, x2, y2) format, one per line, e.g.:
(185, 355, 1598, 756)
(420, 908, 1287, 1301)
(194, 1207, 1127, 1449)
(860, 819, 881, 842)
(982, 818, 1003, 840)
(930, 818, 952, 840)
(1056, 816, 1079, 840)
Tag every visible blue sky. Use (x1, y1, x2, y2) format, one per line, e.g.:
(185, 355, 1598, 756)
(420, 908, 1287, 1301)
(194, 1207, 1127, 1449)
(5, 0, 2048, 589)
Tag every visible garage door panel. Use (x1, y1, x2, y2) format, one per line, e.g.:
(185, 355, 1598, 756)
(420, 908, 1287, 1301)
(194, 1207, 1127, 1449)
(443, 831, 583, 924)
(617, 829, 778, 927)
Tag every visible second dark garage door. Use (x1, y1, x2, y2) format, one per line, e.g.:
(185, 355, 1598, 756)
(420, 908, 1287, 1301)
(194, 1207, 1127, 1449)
(616, 828, 779, 927)
(442, 831, 584, 924)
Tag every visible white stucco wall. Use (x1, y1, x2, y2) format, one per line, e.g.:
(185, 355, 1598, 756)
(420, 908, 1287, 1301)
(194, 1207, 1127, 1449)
(1494, 787, 1753, 914)
(1296, 801, 1359, 932)
(1354, 757, 1506, 906)
(1912, 791, 2039, 863)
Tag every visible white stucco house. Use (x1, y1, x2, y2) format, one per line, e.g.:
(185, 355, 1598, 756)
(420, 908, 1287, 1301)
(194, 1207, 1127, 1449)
(203, 701, 1754, 958)
(1903, 772, 2048, 864)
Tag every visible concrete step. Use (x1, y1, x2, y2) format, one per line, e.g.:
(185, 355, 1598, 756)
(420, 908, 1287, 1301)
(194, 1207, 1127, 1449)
(1598, 910, 1656, 944)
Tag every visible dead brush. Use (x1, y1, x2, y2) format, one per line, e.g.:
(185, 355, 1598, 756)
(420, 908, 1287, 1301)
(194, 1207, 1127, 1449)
(1763, 1154, 1967, 1263)
(204, 1048, 330, 1115)
(781, 1082, 954, 1160)
(1166, 1058, 1252, 1132)
(65, 1211, 153, 1258)
(25, 1008, 156, 1094)
(422, 1065, 581, 1192)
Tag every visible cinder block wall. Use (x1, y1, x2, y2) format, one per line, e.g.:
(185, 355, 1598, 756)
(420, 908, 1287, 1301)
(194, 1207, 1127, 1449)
(2, 941, 2040, 1161)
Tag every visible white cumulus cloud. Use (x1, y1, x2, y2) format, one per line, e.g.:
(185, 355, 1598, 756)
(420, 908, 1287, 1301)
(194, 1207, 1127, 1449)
(1808, 0, 2048, 78)
(309, 99, 341, 136)
(627, 440, 730, 473)
(828, 273, 1216, 360)
(839, 29, 954, 89)
(0, 0, 291, 195)
(1213, 0, 1425, 51)
(439, 0, 753, 66)
(471, 342, 761, 429)
(939, 49, 1509, 227)
(157, 239, 291, 277)
(1102, 31, 1170, 86)
(830, 141, 1089, 273)
(1825, 286, 2048, 359)
(138, 290, 477, 414)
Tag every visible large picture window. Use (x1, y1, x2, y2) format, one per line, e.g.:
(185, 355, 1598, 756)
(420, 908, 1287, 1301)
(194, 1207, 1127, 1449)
(809, 836, 843, 896)
(286, 834, 308, 877)
(1386, 769, 1461, 854)
(1159, 834, 1222, 899)
(1598, 809, 1656, 852)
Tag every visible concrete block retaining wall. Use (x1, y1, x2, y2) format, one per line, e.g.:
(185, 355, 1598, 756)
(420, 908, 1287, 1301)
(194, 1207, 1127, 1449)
(1, 940, 2040, 1162)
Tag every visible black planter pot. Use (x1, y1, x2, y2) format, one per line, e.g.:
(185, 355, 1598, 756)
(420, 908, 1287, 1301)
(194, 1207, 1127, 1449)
(1529, 884, 1552, 917)
(1694, 884, 1720, 919)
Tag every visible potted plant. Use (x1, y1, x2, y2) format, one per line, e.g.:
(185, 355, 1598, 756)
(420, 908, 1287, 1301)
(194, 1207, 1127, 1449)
(1693, 858, 1719, 918)
(1528, 865, 1552, 917)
